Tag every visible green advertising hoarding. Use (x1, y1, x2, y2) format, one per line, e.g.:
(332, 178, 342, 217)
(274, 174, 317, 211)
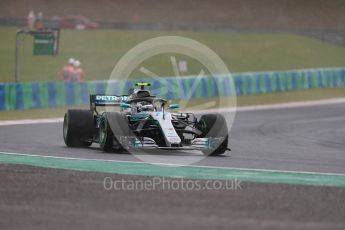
(33, 33, 55, 55)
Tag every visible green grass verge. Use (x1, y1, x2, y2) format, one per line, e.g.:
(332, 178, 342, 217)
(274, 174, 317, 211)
(0, 88, 344, 120)
(1, 27, 345, 82)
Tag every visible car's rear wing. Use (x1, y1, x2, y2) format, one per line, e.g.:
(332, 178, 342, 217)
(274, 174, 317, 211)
(90, 94, 128, 111)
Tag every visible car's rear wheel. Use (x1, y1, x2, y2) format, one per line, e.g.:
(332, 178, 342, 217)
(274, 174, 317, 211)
(198, 113, 229, 156)
(63, 110, 94, 147)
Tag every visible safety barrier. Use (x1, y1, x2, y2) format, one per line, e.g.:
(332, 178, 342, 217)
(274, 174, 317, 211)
(0, 67, 344, 110)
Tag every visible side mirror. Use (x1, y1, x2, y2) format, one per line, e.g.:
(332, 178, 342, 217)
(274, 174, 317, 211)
(120, 103, 131, 108)
(168, 104, 180, 110)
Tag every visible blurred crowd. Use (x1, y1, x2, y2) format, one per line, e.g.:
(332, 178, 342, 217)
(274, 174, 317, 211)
(60, 58, 84, 82)
(27, 10, 44, 30)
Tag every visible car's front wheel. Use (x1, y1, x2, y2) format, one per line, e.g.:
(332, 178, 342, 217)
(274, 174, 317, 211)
(99, 112, 133, 152)
(99, 114, 114, 152)
(198, 113, 229, 156)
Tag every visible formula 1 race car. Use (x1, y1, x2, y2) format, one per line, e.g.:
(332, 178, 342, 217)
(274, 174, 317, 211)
(63, 83, 230, 156)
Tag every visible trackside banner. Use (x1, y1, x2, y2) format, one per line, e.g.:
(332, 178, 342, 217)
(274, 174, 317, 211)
(0, 67, 344, 110)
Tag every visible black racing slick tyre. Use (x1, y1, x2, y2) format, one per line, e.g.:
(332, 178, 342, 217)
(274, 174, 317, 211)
(99, 112, 132, 152)
(63, 109, 94, 148)
(99, 113, 114, 152)
(198, 113, 229, 156)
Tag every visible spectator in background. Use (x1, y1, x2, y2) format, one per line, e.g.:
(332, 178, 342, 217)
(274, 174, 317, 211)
(60, 58, 75, 82)
(27, 10, 35, 31)
(35, 12, 44, 29)
(71, 60, 84, 81)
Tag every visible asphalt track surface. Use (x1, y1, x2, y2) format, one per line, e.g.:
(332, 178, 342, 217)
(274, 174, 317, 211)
(0, 163, 345, 230)
(1, 102, 345, 173)
(1, 102, 345, 229)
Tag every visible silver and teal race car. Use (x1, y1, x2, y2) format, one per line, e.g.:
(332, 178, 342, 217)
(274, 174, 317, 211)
(63, 83, 230, 156)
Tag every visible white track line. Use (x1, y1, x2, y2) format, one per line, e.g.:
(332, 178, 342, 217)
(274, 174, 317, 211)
(237, 97, 345, 112)
(1, 151, 345, 177)
(191, 97, 345, 114)
(1, 98, 344, 126)
(0, 118, 63, 126)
